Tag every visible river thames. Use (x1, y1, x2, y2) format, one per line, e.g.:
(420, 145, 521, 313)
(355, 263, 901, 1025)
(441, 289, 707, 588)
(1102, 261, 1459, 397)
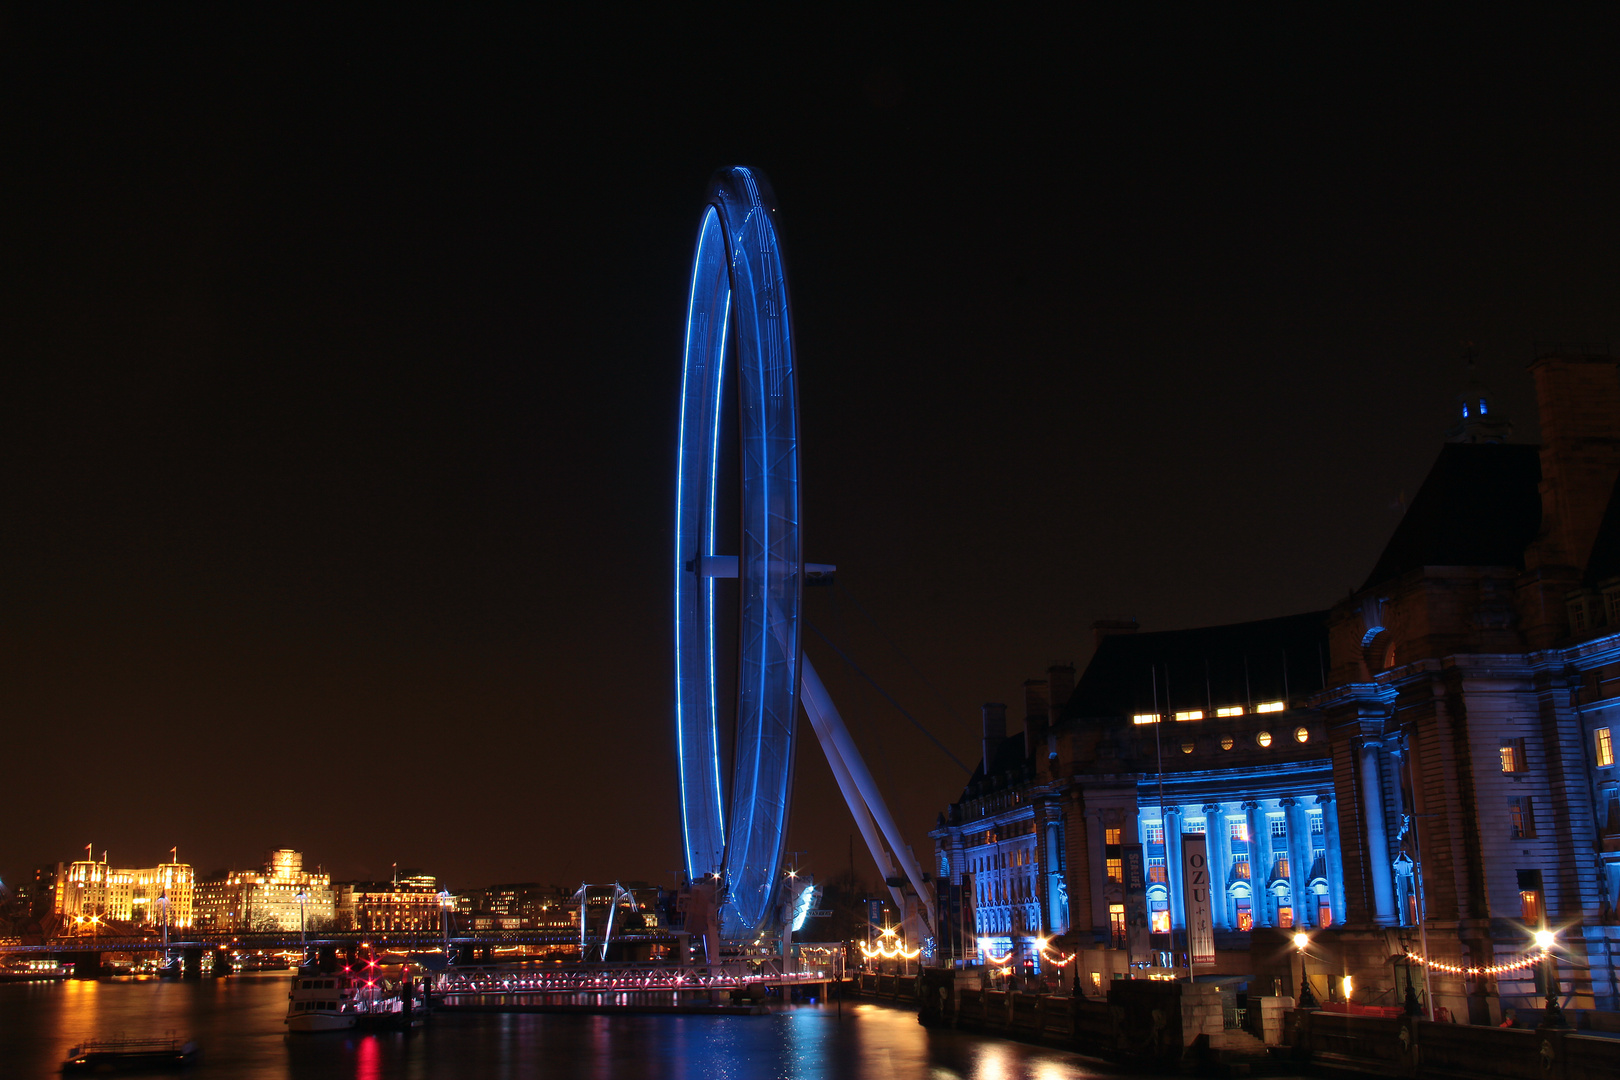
(1, 974, 1150, 1079)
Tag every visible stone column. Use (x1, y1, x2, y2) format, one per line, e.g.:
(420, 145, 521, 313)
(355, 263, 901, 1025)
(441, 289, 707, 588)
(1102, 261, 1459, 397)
(1165, 806, 1185, 932)
(1283, 797, 1311, 927)
(1033, 806, 1051, 937)
(1318, 793, 1347, 926)
(1243, 801, 1268, 927)
(1358, 738, 1398, 926)
(1203, 803, 1227, 930)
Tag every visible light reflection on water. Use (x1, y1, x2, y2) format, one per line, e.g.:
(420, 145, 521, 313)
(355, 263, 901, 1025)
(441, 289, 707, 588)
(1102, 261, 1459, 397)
(0, 974, 1130, 1079)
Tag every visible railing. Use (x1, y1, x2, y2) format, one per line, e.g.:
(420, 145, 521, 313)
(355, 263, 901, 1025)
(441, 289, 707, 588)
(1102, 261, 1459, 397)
(0, 929, 678, 955)
(435, 963, 826, 995)
(1223, 1007, 1247, 1030)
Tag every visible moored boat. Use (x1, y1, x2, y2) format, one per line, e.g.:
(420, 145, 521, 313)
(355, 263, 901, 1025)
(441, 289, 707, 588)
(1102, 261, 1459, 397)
(60, 1036, 197, 1073)
(285, 973, 356, 1031)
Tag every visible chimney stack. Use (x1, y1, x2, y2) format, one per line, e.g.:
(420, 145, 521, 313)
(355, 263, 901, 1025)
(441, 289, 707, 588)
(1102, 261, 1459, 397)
(1526, 349, 1620, 573)
(981, 703, 1007, 778)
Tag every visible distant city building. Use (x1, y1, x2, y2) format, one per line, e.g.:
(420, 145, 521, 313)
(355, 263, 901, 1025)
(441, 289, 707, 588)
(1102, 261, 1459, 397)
(194, 849, 334, 932)
(335, 879, 440, 932)
(54, 851, 133, 922)
(50, 848, 194, 929)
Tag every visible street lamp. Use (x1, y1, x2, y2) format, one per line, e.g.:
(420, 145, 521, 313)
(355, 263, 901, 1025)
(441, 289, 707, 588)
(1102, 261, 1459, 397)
(296, 890, 308, 964)
(438, 890, 455, 965)
(1293, 932, 1318, 1008)
(1536, 929, 1566, 1029)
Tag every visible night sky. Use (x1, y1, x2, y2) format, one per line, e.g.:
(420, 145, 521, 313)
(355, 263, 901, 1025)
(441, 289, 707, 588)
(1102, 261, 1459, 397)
(4, 10, 1619, 894)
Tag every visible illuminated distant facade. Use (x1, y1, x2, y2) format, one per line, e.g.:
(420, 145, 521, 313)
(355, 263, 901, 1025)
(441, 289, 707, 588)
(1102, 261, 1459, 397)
(55, 853, 134, 922)
(194, 849, 334, 932)
(335, 879, 440, 932)
(52, 849, 194, 929)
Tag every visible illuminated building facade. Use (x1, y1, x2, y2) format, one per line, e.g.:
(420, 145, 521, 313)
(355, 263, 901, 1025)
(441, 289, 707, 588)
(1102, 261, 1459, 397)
(50, 850, 194, 929)
(934, 624, 1340, 975)
(1319, 349, 1620, 1018)
(54, 854, 133, 922)
(194, 849, 334, 932)
(935, 349, 1620, 1017)
(335, 879, 440, 932)
(130, 862, 194, 929)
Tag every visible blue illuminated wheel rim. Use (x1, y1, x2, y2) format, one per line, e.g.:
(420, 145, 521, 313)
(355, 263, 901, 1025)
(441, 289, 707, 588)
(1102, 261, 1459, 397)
(675, 167, 801, 934)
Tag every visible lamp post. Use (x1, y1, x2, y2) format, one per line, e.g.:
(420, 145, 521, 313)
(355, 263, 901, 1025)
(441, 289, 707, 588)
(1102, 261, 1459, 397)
(438, 890, 455, 966)
(1294, 932, 1317, 1007)
(1536, 930, 1566, 1029)
(296, 890, 308, 965)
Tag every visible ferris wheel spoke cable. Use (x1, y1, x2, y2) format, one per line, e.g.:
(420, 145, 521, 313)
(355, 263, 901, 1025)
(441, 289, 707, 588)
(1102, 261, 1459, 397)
(831, 581, 977, 736)
(805, 619, 971, 775)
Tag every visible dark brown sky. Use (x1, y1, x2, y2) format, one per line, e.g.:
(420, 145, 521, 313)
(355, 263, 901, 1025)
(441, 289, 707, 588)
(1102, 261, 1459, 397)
(4, 9, 1619, 893)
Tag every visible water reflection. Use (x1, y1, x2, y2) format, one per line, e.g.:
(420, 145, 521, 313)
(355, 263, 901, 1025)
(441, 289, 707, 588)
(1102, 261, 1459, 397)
(1, 975, 1132, 1079)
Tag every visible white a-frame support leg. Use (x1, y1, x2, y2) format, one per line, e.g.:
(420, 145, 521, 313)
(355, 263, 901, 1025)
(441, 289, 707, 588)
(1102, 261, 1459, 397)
(800, 654, 937, 940)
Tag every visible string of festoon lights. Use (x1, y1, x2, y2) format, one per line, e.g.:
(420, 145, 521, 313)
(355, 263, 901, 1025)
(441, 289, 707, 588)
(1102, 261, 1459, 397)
(980, 936, 1076, 968)
(1401, 948, 1548, 978)
(860, 927, 921, 961)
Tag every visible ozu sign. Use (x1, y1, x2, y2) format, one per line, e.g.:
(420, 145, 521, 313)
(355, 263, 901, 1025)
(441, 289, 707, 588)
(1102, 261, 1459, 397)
(1181, 835, 1216, 967)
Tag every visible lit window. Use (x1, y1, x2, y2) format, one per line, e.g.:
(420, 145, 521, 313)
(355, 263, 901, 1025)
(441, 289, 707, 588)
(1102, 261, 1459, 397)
(1108, 904, 1126, 946)
(1277, 904, 1293, 928)
(1174, 710, 1203, 722)
(1143, 823, 1164, 844)
(1150, 901, 1170, 934)
(1104, 827, 1122, 845)
(1318, 898, 1333, 928)
(1235, 900, 1253, 931)
(1519, 890, 1541, 923)
(1147, 857, 1167, 883)
(1232, 857, 1250, 880)
(1257, 731, 1273, 747)
(1309, 812, 1324, 835)
(1294, 726, 1310, 743)
(1257, 701, 1285, 714)
(1220, 736, 1234, 750)
(1597, 727, 1615, 768)
(1228, 819, 1248, 843)
(1181, 740, 1195, 754)
(1274, 855, 1290, 879)
(1216, 706, 1243, 717)
(1185, 819, 1206, 833)
(1133, 713, 1159, 725)
(1509, 797, 1536, 839)
(1500, 738, 1526, 773)
(1270, 816, 1287, 838)
(1106, 858, 1123, 883)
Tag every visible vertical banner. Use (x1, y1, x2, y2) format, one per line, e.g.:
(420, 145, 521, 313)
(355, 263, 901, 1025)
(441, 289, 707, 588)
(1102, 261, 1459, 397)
(1181, 834, 1215, 966)
(1124, 843, 1149, 966)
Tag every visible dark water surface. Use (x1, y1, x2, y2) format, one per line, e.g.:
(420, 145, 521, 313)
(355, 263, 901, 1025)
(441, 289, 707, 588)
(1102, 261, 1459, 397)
(1, 974, 1136, 1079)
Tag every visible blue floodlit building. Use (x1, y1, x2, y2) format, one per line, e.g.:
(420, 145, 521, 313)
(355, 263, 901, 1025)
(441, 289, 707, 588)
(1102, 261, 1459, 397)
(933, 617, 1341, 982)
(937, 348, 1620, 1017)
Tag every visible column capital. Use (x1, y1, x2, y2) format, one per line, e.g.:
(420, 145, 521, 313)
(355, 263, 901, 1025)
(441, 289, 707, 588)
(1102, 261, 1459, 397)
(1315, 792, 1335, 807)
(1202, 803, 1222, 815)
(1279, 796, 1299, 808)
(1162, 805, 1183, 817)
(1241, 800, 1261, 811)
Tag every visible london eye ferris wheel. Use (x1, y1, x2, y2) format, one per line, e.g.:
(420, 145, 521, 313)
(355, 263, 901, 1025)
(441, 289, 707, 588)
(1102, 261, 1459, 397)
(673, 167, 933, 941)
